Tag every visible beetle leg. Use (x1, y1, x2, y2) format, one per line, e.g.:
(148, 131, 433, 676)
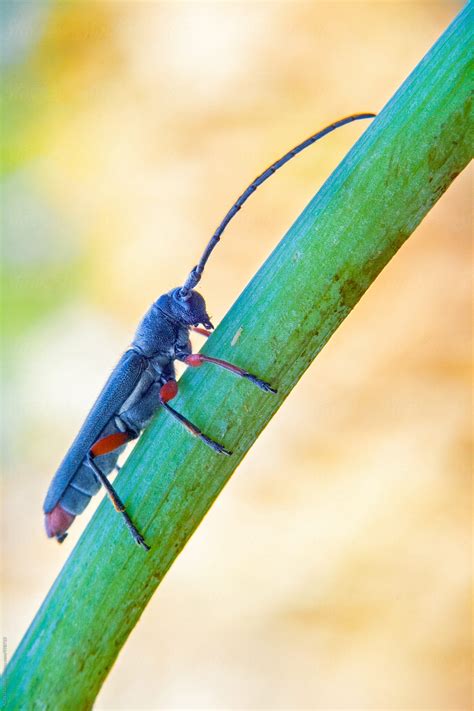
(159, 380, 231, 456)
(90, 431, 135, 457)
(190, 326, 212, 337)
(87, 431, 150, 551)
(183, 354, 277, 393)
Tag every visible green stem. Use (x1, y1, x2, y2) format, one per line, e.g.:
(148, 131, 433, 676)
(4, 4, 472, 709)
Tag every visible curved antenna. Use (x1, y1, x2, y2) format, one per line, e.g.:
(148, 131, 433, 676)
(180, 112, 375, 297)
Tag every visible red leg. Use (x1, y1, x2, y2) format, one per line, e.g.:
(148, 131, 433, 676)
(190, 326, 212, 337)
(184, 354, 277, 393)
(87, 429, 149, 550)
(90, 431, 135, 457)
(159, 380, 231, 456)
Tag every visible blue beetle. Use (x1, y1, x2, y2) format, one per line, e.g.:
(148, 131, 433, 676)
(43, 113, 374, 550)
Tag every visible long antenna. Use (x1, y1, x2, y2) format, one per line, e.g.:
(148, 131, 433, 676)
(180, 112, 375, 297)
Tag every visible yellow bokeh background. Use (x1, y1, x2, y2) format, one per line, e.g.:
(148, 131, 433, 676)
(1, 2, 471, 709)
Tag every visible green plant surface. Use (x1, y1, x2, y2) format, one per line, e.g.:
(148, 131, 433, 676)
(3, 4, 472, 709)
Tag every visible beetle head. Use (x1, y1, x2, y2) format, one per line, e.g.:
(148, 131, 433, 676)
(159, 288, 214, 330)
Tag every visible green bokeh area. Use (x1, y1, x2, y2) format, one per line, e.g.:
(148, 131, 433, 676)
(1, 1, 54, 175)
(1, 1, 83, 342)
(0, 166, 83, 341)
(0, 66, 50, 177)
(0, 263, 80, 340)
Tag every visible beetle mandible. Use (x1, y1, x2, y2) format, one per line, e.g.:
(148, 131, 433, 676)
(43, 112, 375, 551)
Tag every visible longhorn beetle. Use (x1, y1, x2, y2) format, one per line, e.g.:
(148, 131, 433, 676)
(44, 113, 375, 551)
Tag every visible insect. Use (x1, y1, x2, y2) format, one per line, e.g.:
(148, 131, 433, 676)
(44, 113, 375, 551)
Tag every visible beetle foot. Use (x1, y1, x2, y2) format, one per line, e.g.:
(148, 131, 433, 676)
(244, 374, 277, 393)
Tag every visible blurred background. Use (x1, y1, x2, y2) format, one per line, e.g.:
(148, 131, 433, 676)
(1, 1, 471, 709)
